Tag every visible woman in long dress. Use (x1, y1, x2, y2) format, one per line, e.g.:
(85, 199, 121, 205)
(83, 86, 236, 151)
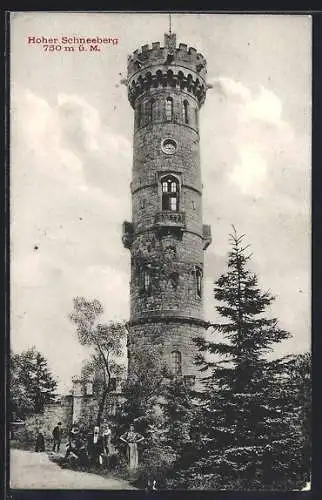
(102, 421, 112, 455)
(120, 424, 144, 470)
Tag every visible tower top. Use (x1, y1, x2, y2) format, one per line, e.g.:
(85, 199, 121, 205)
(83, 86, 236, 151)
(126, 28, 208, 108)
(127, 34, 207, 88)
(126, 35, 207, 108)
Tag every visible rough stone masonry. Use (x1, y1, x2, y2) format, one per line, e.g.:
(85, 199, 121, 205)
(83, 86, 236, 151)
(122, 32, 212, 389)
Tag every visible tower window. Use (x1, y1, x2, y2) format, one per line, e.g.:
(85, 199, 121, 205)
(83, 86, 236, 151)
(171, 351, 182, 376)
(161, 175, 179, 212)
(169, 272, 179, 290)
(183, 100, 189, 124)
(196, 267, 203, 298)
(166, 97, 173, 121)
(148, 98, 155, 123)
(170, 197, 177, 211)
(195, 107, 199, 128)
(137, 102, 142, 127)
(144, 271, 151, 293)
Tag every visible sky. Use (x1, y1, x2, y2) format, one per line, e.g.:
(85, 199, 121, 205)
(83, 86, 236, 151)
(10, 12, 311, 393)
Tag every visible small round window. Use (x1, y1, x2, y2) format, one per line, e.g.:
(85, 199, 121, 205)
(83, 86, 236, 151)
(161, 138, 177, 155)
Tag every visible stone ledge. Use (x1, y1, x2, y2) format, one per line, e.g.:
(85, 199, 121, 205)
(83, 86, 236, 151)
(126, 315, 210, 328)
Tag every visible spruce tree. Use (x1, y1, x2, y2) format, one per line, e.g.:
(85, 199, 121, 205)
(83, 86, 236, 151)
(161, 377, 205, 488)
(189, 227, 296, 490)
(162, 378, 198, 459)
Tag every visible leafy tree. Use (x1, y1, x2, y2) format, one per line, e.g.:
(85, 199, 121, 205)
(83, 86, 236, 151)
(116, 345, 168, 435)
(10, 347, 57, 419)
(69, 297, 126, 426)
(78, 354, 126, 430)
(114, 346, 179, 487)
(187, 227, 300, 490)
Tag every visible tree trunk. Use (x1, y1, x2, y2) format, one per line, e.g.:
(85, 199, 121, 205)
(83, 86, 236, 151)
(96, 384, 109, 427)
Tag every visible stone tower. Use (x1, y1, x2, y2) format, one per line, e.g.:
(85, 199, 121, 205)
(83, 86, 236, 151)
(122, 32, 211, 387)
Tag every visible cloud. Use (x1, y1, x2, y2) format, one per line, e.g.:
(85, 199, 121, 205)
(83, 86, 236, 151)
(209, 77, 291, 131)
(204, 77, 299, 200)
(210, 77, 251, 102)
(229, 145, 267, 195)
(57, 93, 131, 156)
(11, 88, 132, 390)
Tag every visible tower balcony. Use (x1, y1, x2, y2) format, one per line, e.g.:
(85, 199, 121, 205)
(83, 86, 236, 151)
(202, 224, 212, 250)
(122, 221, 134, 249)
(155, 211, 186, 230)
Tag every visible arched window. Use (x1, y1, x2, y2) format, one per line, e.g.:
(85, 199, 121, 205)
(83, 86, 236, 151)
(166, 97, 173, 121)
(171, 351, 182, 376)
(195, 107, 199, 128)
(183, 100, 189, 124)
(161, 175, 179, 212)
(137, 102, 142, 127)
(144, 271, 151, 293)
(169, 272, 179, 290)
(196, 267, 203, 298)
(148, 98, 155, 123)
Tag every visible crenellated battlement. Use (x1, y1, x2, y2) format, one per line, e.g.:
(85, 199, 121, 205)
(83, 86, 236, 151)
(128, 43, 207, 75)
(127, 33, 207, 108)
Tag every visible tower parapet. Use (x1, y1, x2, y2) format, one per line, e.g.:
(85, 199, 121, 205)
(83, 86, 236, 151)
(127, 33, 207, 108)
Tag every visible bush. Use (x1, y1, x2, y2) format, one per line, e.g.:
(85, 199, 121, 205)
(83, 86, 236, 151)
(133, 445, 177, 489)
(10, 439, 34, 451)
(11, 414, 57, 451)
(106, 452, 126, 471)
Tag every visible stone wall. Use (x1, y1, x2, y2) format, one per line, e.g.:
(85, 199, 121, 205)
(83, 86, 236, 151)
(11, 396, 73, 446)
(125, 33, 210, 383)
(130, 231, 204, 320)
(128, 319, 207, 390)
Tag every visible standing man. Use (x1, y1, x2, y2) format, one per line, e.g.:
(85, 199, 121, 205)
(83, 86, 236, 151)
(52, 421, 62, 453)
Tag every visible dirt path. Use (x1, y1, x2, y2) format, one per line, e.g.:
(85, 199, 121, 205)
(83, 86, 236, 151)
(10, 449, 136, 490)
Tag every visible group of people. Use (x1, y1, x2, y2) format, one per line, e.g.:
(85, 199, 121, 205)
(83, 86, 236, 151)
(64, 421, 113, 465)
(35, 420, 145, 472)
(35, 421, 62, 453)
(34, 421, 160, 488)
